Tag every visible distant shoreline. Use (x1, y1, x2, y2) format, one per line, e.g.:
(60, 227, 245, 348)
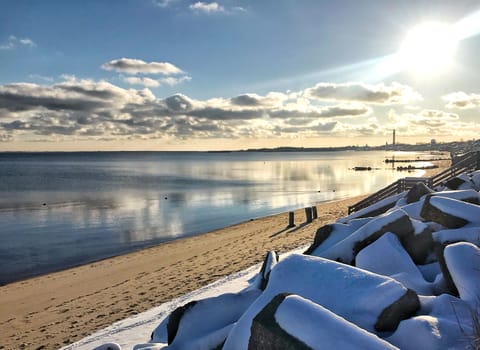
(0, 137, 477, 154)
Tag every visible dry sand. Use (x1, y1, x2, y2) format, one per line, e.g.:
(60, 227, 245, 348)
(0, 196, 365, 350)
(0, 159, 451, 350)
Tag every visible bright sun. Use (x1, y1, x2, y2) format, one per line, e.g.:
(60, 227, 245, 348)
(398, 22, 458, 75)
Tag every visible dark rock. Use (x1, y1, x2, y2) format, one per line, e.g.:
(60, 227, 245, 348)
(353, 213, 414, 260)
(406, 182, 434, 204)
(167, 300, 197, 344)
(248, 293, 312, 350)
(433, 243, 459, 296)
(444, 177, 466, 190)
(375, 289, 420, 332)
(420, 195, 468, 229)
(258, 251, 279, 290)
(304, 225, 334, 255)
(401, 227, 435, 265)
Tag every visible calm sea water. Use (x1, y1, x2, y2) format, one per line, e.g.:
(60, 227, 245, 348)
(0, 150, 429, 284)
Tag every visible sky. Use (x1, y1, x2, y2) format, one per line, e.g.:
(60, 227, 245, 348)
(1, 0, 480, 151)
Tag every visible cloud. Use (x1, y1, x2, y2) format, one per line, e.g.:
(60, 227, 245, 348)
(443, 91, 480, 109)
(230, 92, 288, 107)
(305, 82, 422, 105)
(123, 76, 160, 88)
(158, 75, 192, 86)
(28, 74, 54, 83)
(0, 35, 36, 50)
(0, 133, 13, 142)
(122, 76, 193, 88)
(1, 78, 465, 143)
(152, 0, 178, 8)
(101, 58, 183, 75)
(189, 2, 224, 13)
(269, 104, 370, 119)
(387, 109, 469, 136)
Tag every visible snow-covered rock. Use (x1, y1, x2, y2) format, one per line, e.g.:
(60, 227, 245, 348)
(471, 171, 480, 190)
(304, 223, 356, 256)
(431, 189, 480, 204)
(387, 293, 476, 349)
(223, 254, 419, 350)
(152, 290, 261, 349)
(356, 233, 432, 295)
(444, 242, 480, 303)
(305, 218, 375, 256)
(433, 226, 480, 246)
(420, 196, 480, 228)
(248, 251, 279, 290)
(318, 209, 414, 264)
(444, 173, 476, 191)
(338, 192, 406, 223)
(247, 293, 398, 350)
(405, 182, 434, 204)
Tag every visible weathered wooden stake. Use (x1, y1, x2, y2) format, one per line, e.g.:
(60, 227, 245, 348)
(305, 207, 313, 223)
(288, 211, 295, 228)
(312, 206, 318, 219)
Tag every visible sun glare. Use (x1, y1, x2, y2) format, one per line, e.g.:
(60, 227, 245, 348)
(398, 22, 458, 75)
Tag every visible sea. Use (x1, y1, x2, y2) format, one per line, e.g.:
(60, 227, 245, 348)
(0, 150, 432, 284)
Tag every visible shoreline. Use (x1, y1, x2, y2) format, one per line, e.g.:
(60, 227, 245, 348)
(0, 195, 365, 350)
(0, 159, 450, 349)
(0, 195, 359, 287)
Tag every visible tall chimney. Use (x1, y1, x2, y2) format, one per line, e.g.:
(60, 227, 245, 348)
(393, 129, 396, 147)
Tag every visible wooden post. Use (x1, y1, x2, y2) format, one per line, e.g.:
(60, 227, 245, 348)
(288, 211, 295, 228)
(312, 206, 317, 219)
(305, 207, 312, 223)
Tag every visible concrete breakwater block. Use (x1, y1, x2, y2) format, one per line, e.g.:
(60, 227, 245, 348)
(318, 209, 414, 264)
(356, 233, 433, 295)
(151, 290, 261, 348)
(339, 193, 405, 223)
(405, 182, 434, 204)
(255, 251, 279, 291)
(222, 254, 419, 350)
(248, 293, 398, 350)
(420, 195, 480, 228)
(444, 173, 476, 191)
(444, 242, 480, 303)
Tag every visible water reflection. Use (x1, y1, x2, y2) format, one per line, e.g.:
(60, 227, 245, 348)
(0, 150, 427, 283)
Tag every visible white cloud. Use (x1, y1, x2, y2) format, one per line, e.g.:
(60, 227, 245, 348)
(1, 78, 472, 143)
(123, 77, 161, 87)
(386, 109, 470, 136)
(28, 74, 55, 83)
(152, 0, 178, 8)
(159, 75, 192, 86)
(189, 2, 224, 13)
(122, 75, 192, 88)
(305, 82, 422, 105)
(101, 58, 183, 75)
(443, 91, 480, 109)
(0, 35, 36, 50)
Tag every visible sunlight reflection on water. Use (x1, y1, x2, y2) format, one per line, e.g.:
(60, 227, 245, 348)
(0, 150, 429, 283)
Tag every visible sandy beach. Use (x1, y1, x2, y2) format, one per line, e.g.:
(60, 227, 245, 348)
(0, 195, 367, 350)
(0, 159, 450, 350)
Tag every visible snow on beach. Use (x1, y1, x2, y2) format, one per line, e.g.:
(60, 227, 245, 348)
(68, 170, 480, 349)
